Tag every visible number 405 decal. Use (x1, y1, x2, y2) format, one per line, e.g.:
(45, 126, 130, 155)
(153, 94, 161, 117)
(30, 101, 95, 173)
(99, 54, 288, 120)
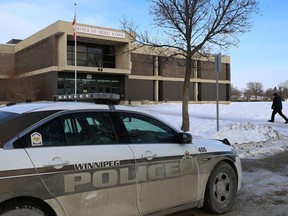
(198, 147, 207, 153)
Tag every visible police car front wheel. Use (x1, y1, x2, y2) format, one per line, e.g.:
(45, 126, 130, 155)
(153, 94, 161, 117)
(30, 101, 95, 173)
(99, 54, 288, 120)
(203, 162, 238, 214)
(0, 199, 53, 216)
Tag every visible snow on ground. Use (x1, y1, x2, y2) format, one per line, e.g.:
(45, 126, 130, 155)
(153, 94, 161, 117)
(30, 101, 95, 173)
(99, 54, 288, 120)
(134, 102, 288, 159)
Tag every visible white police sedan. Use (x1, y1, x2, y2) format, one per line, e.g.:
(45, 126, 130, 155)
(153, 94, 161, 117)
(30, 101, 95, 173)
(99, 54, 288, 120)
(0, 102, 241, 216)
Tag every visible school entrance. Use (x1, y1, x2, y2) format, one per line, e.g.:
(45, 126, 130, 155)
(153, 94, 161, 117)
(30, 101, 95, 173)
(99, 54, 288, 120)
(57, 72, 121, 95)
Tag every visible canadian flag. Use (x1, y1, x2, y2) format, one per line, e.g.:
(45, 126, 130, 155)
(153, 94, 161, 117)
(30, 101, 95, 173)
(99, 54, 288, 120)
(72, 15, 76, 40)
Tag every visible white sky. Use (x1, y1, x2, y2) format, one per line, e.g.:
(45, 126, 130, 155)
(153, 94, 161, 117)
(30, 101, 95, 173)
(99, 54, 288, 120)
(0, 0, 287, 90)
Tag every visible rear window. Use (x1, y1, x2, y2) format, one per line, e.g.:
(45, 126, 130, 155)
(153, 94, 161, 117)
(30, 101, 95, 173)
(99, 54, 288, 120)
(0, 110, 61, 147)
(0, 111, 19, 123)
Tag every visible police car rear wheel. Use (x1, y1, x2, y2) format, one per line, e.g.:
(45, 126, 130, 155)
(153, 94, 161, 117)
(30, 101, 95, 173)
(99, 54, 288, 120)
(0, 200, 50, 216)
(203, 162, 237, 214)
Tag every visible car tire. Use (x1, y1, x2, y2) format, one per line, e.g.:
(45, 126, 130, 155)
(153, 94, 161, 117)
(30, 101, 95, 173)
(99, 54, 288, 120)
(203, 161, 238, 214)
(0, 199, 51, 216)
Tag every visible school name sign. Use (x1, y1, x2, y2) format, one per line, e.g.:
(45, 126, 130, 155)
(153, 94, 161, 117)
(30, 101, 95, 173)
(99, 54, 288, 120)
(75, 26, 125, 39)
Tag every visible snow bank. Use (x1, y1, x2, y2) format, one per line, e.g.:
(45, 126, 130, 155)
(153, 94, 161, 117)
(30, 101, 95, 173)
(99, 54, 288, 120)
(211, 122, 283, 144)
(209, 122, 288, 158)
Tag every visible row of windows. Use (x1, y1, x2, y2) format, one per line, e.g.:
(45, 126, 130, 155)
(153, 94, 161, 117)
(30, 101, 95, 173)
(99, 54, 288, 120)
(14, 112, 176, 148)
(67, 42, 116, 68)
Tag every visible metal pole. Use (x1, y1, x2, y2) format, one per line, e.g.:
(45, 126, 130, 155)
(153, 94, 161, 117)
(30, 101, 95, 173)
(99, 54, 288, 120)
(216, 70, 219, 131)
(74, 1, 77, 95)
(74, 37, 77, 95)
(215, 53, 221, 132)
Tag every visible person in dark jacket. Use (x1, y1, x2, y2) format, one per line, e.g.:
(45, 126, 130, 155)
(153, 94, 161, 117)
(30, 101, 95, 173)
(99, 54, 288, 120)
(268, 93, 288, 123)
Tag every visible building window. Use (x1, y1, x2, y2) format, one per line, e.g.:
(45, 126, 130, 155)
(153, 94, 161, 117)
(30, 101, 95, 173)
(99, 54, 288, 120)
(67, 41, 115, 68)
(87, 47, 102, 67)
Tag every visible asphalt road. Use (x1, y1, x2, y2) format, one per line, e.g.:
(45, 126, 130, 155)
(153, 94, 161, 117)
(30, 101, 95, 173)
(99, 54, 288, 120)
(170, 151, 288, 216)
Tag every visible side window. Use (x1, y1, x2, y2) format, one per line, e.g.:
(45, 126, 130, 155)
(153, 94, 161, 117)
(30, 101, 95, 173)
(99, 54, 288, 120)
(63, 112, 117, 145)
(14, 117, 65, 148)
(119, 113, 176, 144)
(13, 112, 117, 148)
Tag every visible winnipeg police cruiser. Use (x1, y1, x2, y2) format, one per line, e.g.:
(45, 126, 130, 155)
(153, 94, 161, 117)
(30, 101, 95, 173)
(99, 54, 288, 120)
(0, 100, 241, 216)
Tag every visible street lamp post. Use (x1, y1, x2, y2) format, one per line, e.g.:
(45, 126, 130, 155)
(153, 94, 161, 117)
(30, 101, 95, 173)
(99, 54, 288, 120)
(215, 53, 222, 132)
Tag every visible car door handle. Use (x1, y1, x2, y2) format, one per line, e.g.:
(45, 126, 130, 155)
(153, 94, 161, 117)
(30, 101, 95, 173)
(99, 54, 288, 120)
(141, 151, 157, 160)
(42, 157, 69, 169)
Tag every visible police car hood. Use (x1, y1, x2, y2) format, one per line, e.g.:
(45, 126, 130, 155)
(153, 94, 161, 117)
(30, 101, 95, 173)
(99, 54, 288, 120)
(192, 136, 235, 153)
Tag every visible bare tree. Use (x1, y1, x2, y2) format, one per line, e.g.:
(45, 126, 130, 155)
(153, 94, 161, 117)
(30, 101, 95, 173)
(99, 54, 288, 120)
(246, 81, 263, 100)
(265, 88, 276, 100)
(278, 80, 288, 100)
(231, 84, 242, 101)
(242, 88, 252, 100)
(122, 0, 259, 131)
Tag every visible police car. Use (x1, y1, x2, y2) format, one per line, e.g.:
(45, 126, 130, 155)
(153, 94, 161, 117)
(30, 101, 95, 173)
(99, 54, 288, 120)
(0, 102, 242, 216)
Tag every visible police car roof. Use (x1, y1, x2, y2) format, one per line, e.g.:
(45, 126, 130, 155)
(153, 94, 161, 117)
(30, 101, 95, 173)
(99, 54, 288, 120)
(0, 102, 142, 114)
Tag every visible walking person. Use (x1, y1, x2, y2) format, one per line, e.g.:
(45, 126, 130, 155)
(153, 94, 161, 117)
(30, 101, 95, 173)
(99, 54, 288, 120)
(268, 93, 288, 123)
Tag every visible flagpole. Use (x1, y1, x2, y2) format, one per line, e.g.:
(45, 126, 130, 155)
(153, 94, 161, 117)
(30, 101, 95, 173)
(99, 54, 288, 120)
(74, 1, 77, 95)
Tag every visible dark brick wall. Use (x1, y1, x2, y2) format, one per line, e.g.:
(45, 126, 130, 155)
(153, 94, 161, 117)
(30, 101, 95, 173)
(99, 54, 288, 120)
(33, 72, 58, 100)
(159, 57, 187, 78)
(0, 71, 58, 102)
(131, 54, 195, 79)
(131, 53, 154, 76)
(161, 81, 194, 101)
(131, 53, 231, 82)
(199, 83, 230, 101)
(0, 79, 6, 100)
(15, 36, 58, 74)
(126, 79, 153, 101)
(198, 61, 230, 80)
(0, 53, 15, 76)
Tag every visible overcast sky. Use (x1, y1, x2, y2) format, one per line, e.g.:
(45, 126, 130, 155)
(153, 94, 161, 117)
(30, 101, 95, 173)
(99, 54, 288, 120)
(0, 0, 287, 90)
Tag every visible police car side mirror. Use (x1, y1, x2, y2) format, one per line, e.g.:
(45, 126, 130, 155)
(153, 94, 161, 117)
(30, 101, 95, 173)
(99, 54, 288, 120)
(178, 132, 192, 144)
